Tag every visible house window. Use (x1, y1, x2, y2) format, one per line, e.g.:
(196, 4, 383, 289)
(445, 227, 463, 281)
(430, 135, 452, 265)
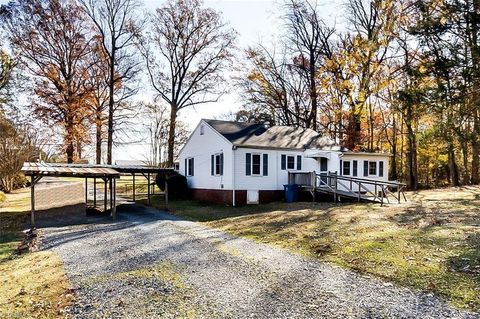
(369, 161, 377, 175)
(281, 154, 300, 170)
(246, 153, 268, 176)
(211, 153, 223, 176)
(215, 154, 221, 175)
(343, 161, 351, 175)
(379, 161, 384, 177)
(287, 156, 295, 169)
(200, 125, 205, 135)
(185, 157, 194, 176)
(252, 154, 261, 175)
(352, 160, 358, 176)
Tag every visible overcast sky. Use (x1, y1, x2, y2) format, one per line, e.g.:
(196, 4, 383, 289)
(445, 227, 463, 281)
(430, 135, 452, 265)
(0, 0, 344, 161)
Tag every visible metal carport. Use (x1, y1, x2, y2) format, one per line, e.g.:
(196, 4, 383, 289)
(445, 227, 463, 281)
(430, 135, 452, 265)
(21, 162, 175, 229)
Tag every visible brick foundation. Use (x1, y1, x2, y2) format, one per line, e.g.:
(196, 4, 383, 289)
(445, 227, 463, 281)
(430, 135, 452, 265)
(190, 189, 284, 206)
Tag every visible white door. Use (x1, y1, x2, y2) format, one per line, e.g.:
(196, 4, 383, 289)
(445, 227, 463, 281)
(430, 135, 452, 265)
(319, 157, 328, 186)
(247, 190, 259, 204)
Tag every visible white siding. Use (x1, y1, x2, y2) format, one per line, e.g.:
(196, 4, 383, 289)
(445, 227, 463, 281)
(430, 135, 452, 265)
(179, 119, 392, 197)
(234, 148, 308, 191)
(337, 154, 390, 193)
(340, 154, 390, 182)
(179, 121, 233, 190)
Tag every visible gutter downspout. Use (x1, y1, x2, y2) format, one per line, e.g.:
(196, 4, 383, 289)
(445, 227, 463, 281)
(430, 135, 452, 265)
(232, 145, 236, 207)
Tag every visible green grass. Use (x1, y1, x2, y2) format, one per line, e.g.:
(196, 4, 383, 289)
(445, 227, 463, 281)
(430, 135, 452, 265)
(0, 232, 21, 263)
(0, 249, 73, 318)
(0, 182, 73, 318)
(144, 187, 480, 311)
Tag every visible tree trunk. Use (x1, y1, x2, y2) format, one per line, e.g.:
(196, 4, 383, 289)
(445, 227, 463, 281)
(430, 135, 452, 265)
(76, 139, 82, 160)
(344, 112, 361, 150)
(448, 143, 460, 187)
(406, 122, 418, 190)
(107, 87, 114, 164)
(368, 103, 374, 152)
(107, 47, 116, 165)
(461, 139, 470, 185)
(309, 52, 317, 131)
(65, 118, 74, 164)
(390, 115, 398, 181)
(96, 111, 102, 164)
(472, 110, 480, 183)
(469, 0, 480, 183)
(167, 104, 178, 167)
(66, 141, 74, 163)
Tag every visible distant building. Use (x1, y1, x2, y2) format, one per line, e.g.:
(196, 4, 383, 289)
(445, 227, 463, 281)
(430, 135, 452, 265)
(115, 160, 146, 167)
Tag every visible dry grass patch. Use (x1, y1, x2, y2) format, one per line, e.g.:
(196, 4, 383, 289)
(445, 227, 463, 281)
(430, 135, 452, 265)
(194, 187, 480, 311)
(0, 230, 72, 318)
(0, 187, 30, 213)
(0, 249, 73, 318)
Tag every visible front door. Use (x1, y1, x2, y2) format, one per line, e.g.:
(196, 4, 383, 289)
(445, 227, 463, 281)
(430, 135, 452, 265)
(319, 157, 328, 186)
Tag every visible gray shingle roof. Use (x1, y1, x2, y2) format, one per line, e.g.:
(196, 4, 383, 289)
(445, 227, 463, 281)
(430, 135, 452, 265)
(205, 119, 345, 151)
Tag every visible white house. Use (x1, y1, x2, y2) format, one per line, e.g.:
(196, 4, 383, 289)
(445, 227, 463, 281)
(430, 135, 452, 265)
(178, 119, 391, 205)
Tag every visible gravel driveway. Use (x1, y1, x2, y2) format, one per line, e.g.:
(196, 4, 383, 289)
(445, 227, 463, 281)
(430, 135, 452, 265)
(41, 204, 478, 319)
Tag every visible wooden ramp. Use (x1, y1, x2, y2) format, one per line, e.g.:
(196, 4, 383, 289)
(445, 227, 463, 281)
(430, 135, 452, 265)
(288, 172, 407, 205)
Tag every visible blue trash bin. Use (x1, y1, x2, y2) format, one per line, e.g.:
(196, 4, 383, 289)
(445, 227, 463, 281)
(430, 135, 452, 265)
(284, 184, 298, 203)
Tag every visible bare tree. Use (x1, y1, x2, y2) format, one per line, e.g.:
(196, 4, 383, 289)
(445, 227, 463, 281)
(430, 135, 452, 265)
(1, 0, 95, 163)
(141, 101, 188, 167)
(137, 0, 236, 166)
(0, 116, 35, 192)
(236, 45, 311, 126)
(0, 49, 16, 105)
(284, 0, 335, 130)
(79, 0, 143, 164)
(83, 42, 110, 164)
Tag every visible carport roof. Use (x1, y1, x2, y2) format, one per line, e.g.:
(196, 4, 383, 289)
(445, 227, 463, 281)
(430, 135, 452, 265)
(22, 162, 121, 178)
(22, 162, 175, 178)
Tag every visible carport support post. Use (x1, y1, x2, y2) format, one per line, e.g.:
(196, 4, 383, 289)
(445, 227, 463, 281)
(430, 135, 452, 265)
(147, 173, 151, 205)
(30, 174, 36, 229)
(85, 178, 88, 204)
(152, 176, 155, 195)
(109, 177, 113, 212)
(93, 178, 97, 207)
(112, 178, 117, 220)
(132, 173, 136, 202)
(104, 178, 107, 212)
(165, 180, 169, 210)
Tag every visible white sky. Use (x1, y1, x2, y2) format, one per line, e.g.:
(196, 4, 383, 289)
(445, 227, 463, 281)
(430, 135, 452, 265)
(0, 0, 344, 161)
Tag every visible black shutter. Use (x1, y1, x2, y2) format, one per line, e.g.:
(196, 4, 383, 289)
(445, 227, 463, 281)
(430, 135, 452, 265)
(379, 161, 384, 177)
(353, 160, 358, 176)
(220, 153, 224, 175)
(364, 161, 369, 176)
(263, 154, 268, 176)
(211, 155, 214, 175)
(246, 153, 251, 176)
(191, 158, 194, 176)
(184, 158, 187, 176)
(297, 155, 302, 170)
(340, 160, 343, 175)
(281, 154, 286, 170)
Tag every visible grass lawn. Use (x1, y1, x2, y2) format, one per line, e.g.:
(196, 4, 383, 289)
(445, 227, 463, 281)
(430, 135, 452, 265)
(147, 187, 480, 311)
(0, 187, 73, 318)
(0, 246, 73, 318)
